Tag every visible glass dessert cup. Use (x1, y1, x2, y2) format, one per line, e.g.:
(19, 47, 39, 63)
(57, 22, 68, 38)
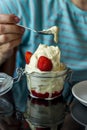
(26, 67, 71, 100)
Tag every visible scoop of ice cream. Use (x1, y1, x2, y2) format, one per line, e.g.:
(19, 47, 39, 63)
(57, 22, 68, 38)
(25, 44, 65, 73)
(41, 26, 59, 43)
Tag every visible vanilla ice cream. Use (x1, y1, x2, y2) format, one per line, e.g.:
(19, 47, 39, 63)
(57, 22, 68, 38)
(25, 44, 68, 99)
(40, 26, 59, 43)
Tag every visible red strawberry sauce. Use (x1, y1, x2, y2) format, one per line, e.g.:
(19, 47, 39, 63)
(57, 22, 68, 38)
(31, 89, 63, 99)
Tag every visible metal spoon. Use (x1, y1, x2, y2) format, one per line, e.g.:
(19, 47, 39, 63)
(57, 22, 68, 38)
(17, 24, 53, 35)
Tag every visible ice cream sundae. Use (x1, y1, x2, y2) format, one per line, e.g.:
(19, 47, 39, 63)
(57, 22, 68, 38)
(25, 44, 69, 99)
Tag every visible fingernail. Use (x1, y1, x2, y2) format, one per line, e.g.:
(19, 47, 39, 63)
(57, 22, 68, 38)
(21, 28, 25, 33)
(14, 16, 20, 23)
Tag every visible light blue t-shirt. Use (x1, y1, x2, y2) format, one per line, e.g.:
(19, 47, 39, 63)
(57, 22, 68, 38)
(0, 0, 87, 111)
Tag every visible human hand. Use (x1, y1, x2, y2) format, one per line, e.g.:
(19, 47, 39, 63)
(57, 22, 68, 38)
(0, 14, 25, 65)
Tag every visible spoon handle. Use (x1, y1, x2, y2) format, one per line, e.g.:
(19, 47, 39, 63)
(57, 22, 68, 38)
(16, 24, 37, 32)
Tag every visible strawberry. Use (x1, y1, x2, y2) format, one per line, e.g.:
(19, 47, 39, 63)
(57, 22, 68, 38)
(25, 51, 32, 64)
(37, 56, 53, 71)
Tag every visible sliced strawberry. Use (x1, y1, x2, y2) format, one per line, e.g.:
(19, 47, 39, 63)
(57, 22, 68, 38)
(25, 51, 32, 64)
(37, 56, 53, 71)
